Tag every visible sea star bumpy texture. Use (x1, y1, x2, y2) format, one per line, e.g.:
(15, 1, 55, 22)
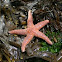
(9, 10, 53, 52)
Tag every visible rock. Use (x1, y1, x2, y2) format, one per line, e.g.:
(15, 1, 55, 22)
(0, 15, 5, 35)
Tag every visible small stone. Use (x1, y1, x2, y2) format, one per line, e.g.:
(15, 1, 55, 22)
(21, 21, 26, 25)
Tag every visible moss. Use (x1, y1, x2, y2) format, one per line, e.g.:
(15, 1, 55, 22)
(39, 31, 62, 53)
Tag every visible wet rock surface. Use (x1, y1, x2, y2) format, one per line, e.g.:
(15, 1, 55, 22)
(0, 15, 5, 35)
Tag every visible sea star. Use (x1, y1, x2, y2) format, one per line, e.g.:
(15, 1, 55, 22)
(9, 10, 53, 52)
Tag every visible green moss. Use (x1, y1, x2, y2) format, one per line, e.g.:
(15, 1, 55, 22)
(39, 31, 62, 53)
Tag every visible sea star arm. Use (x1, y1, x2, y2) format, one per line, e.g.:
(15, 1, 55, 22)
(27, 10, 34, 27)
(21, 33, 34, 52)
(9, 29, 27, 35)
(35, 20, 49, 30)
(34, 30, 53, 45)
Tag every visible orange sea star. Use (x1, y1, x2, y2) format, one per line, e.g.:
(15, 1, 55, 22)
(9, 10, 53, 52)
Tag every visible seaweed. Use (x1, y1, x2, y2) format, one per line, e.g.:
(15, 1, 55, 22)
(0, 0, 62, 62)
(40, 31, 62, 53)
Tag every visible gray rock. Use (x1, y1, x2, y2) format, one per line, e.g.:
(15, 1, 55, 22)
(0, 15, 5, 35)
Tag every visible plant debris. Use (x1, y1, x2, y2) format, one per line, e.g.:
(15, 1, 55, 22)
(0, 0, 62, 62)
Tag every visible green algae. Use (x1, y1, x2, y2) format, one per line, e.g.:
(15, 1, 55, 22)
(39, 31, 62, 53)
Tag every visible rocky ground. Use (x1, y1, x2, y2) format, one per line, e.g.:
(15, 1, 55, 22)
(0, 0, 62, 62)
